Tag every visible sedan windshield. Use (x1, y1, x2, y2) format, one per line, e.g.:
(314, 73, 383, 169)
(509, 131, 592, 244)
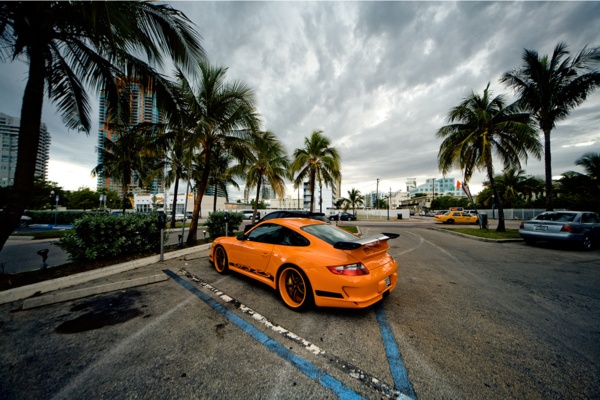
(301, 224, 359, 245)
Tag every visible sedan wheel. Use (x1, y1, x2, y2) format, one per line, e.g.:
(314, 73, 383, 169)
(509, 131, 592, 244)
(581, 234, 593, 251)
(213, 246, 229, 274)
(278, 266, 313, 310)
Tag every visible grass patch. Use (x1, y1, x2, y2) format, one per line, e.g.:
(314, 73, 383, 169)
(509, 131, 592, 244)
(338, 225, 359, 234)
(441, 227, 521, 240)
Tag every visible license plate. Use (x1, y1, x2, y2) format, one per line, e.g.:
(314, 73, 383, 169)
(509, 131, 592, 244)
(384, 276, 391, 287)
(534, 225, 548, 231)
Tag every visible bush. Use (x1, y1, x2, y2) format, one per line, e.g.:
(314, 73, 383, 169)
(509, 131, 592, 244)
(205, 211, 244, 238)
(56, 213, 166, 262)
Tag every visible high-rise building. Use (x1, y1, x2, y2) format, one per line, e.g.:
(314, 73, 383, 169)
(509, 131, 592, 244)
(97, 82, 163, 196)
(0, 112, 50, 187)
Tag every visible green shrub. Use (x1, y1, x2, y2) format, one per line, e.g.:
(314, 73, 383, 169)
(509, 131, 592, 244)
(205, 211, 244, 238)
(56, 213, 166, 262)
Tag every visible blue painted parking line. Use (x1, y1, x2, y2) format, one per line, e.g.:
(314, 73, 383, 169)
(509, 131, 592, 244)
(375, 302, 416, 399)
(164, 270, 364, 400)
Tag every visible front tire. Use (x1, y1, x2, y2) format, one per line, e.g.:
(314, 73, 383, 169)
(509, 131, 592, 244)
(213, 246, 229, 274)
(278, 266, 313, 311)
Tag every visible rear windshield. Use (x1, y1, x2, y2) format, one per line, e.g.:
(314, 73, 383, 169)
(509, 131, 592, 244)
(301, 224, 359, 245)
(534, 212, 576, 222)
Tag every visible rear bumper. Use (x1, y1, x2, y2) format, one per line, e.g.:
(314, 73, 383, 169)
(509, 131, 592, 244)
(519, 230, 583, 242)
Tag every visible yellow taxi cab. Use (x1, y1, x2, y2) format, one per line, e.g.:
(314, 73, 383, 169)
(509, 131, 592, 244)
(433, 211, 478, 224)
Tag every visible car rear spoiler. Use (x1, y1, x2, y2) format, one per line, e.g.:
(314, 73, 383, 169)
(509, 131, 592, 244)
(333, 232, 399, 250)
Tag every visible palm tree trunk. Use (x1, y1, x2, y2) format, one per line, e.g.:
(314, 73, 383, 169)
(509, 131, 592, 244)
(0, 49, 46, 251)
(170, 177, 180, 228)
(309, 171, 315, 212)
(187, 155, 211, 245)
(253, 177, 262, 223)
(543, 129, 554, 211)
(487, 165, 505, 232)
(213, 180, 218, 212)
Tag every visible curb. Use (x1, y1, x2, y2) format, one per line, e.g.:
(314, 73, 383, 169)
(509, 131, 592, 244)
(22, 273, 169, 310)
(0, 243, 211, 305)
(433, 228, 523, 243)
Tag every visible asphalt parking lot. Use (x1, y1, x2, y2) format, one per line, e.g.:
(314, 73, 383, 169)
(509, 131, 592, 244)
(1, 222, 599, 399)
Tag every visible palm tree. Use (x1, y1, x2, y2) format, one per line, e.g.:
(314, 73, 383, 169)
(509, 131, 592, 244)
(290, 131, 342, 212)
(208, 149, 240, 212)
(437, 84, 541, 232)
(521, 175, 545, 206)
(241, 131, 290, 222)
(92, 123, 161, 213)
(496, 167, 527, 208)
(182, 63, 261, 245)
(343, 188, 365, 214)
(501, 42, 600, 211)
(0, 1, 205, 250)
(575, 152, 600, 184)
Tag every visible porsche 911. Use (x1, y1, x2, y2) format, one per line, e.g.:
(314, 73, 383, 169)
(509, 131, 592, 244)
(208, 218, 399, 310)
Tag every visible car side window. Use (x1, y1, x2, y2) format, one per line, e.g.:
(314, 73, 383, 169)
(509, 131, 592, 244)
(279, 227, 310, 247)
(590, 213, 600, 223)
(247, 224, 282, 244)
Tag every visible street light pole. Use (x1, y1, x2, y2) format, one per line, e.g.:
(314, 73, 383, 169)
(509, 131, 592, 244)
(54, 194, 59, 226)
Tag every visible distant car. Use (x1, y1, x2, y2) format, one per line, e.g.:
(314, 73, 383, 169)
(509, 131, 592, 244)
(433, 211, 478, 224)
(425, 211, 437, 217)
(210, 218, 399, 310)
(244, 211, 326, 233)
(169, 213, 185, 222)
(519, 211, 600, 250)
(241, 210, 261, 220)
(328, 212, 357, 221)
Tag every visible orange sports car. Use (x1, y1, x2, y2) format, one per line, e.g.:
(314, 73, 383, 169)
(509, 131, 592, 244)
(208, 218, 399, 310)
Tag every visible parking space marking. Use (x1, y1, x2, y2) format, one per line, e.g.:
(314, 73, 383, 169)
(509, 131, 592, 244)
(177, 268, 402, 399)
(164, 270, 363, 400)
(375, 303, 416, 399)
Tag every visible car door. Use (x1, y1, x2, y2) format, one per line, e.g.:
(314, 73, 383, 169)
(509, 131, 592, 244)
(229, 223, 280, 272)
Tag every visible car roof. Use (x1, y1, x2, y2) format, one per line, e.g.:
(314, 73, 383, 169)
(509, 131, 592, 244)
(258, 217, 327, 229)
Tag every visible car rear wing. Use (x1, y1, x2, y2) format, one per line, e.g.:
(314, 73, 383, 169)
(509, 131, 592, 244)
(333, 232, 399, 250)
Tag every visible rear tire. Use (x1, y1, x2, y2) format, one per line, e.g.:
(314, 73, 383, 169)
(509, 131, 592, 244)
(447, 219, 455, 224)
(278, 266, 313, 311)
(213, 246, 229, 274)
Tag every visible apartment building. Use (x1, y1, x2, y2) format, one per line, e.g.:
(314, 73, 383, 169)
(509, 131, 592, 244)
(97, 81, 163, 196)
(0, 112, 50, 187)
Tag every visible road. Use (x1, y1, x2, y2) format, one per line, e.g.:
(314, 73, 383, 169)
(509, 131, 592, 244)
(1, 221, 598, 399)
(1, 226, 199, 274)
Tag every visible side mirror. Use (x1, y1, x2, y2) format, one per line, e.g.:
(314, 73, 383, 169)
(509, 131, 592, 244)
(237, 234, 247, 241)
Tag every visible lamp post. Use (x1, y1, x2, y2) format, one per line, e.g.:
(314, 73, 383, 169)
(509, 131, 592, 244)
(54, 194, 59, 226)
(50, 190, 54, 211)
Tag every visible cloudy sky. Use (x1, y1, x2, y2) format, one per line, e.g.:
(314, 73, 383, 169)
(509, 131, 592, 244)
(1, 1, 599, 200)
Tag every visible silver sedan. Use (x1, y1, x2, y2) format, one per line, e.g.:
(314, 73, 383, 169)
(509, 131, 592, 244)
(519, 211, 600, 250)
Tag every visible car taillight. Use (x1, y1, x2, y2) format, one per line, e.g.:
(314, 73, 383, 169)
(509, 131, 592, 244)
(519, 222, 524, 229)
(560, 225, 575, 233)
(327, 263, 369, 276)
